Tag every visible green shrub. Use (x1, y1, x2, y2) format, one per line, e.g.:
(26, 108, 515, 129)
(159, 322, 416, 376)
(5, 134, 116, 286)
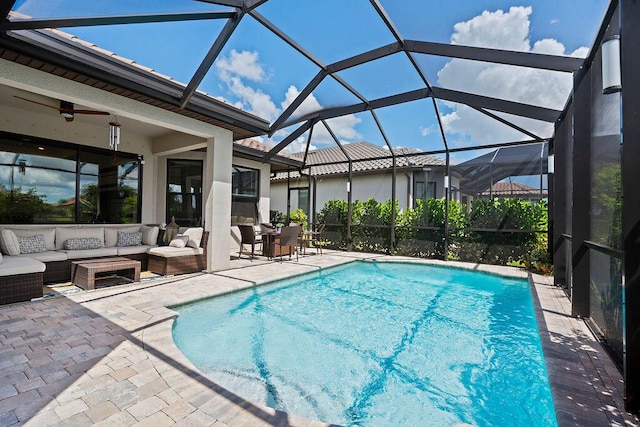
(315, 196, 549, 267)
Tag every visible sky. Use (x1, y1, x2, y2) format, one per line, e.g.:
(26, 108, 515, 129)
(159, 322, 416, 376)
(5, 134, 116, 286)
(13, 0, 610, 160)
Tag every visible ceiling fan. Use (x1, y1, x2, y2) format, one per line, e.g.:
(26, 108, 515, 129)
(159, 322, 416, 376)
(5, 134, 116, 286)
(14, 96, 110, 122)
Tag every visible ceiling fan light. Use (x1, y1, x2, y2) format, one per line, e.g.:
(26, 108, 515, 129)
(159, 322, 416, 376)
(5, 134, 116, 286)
(60, 112, 74, 119)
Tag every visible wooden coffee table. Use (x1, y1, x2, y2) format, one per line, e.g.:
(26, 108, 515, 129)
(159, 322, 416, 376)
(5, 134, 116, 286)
(71, 257, 141, 290)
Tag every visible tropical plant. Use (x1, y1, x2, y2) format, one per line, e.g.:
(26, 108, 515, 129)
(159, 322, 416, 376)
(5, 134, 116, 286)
(288, 208, 308, 229)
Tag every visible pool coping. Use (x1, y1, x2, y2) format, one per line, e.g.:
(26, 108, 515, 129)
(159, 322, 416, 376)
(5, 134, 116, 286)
(0, 251, 637, 426)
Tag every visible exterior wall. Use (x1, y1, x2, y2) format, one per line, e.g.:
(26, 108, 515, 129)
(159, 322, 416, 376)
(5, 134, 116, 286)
(0, 58, 243, 271)
(271, 170, 452, 220)
(0, 101, 157, 224)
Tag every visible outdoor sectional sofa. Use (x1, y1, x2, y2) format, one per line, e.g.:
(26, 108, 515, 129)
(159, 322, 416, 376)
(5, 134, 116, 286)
(0, 224, 210, 305)
(0, 224, 160, 304)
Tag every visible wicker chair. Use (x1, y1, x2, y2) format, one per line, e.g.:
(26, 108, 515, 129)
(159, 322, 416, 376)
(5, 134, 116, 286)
(272, 225, 300, 262)
(238, 224, 262, 259)
(308, 223, 326, 255)
(148, 231, 209, 275)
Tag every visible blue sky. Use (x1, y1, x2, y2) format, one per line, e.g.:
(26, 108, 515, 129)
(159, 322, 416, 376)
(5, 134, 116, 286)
(13, 0, 609, 159)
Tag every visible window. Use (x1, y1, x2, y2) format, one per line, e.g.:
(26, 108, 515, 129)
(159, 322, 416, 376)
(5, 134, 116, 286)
(166, 159, 203, 226)
(414, 179, 436, 207)
(231, 165, 259, 224)
(297, 188, 309, 217)
(0, 131, 141, 224)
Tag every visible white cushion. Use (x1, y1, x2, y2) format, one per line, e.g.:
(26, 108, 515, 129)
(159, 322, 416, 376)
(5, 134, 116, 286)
(56, 227, 104, 250)
(18, 251, 67, 262)
(0, 229, 20, 255)
(0, 251, 3, 265)
(140, 225, 159, 246)
(116, 245, 155, 256)
(61, 247, 118, 260)
(12, 228, 56, 251)
(182, 227, 204, 248)
(148, 246, 204, 258)
(104, 226, 140, 247)
(0, 256, 46, 276)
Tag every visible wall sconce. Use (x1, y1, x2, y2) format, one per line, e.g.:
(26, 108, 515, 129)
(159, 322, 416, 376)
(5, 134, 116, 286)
(547, 154, 555, 174)
(602, 36, 621, 94)
(109, 120, 121, 151)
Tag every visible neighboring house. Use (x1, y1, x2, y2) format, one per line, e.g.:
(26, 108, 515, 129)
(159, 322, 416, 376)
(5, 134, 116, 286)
(480, 181, 548, 203)
(454, 142, 549, 206)
(0, 22, 298, 271)
(270, 141, 461, 224)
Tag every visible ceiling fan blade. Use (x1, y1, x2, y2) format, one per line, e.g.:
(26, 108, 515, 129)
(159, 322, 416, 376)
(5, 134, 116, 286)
(72, 110, 110, 115)
(14, 95, 61, 111)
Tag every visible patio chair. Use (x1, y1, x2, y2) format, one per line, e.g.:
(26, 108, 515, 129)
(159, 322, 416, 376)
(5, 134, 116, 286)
(273, 225, 300, 261)
(238, 224, 262, 259)
(308, 223, 326, 255)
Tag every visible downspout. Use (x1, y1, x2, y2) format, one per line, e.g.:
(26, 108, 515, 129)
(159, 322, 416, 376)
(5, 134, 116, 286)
(286, 170, 291, 223)
(444, 152, 450, 261)
(404, 172, 412, 208)
(347, 161, 353, 252)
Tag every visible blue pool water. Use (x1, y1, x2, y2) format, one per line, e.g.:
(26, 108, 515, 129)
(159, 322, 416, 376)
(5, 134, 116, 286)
(172, 261, 557, 426)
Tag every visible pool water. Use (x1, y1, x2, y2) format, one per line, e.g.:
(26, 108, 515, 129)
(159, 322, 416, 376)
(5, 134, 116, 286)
(172, 261, 557, 426)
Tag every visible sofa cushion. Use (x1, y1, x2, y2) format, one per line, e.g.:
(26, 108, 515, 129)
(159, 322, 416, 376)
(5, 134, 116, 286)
(13, 228, 56, 251)
(117, 245, 155, 256)
(105, 226, 140, 247)
(0, 256, 46, 277)
(18, 235, 47, 254)
(182, 227, 204, 248)
(56, 227, 104, 250)
(140, 225, 159, 246)
(18, 251, 67, 262)
(148, 246, 204, 258)
(62, 247, 118, 260)
(117, 231, 142, 247)
(64, 237, 103, 250)
(0, 229, 20, 255)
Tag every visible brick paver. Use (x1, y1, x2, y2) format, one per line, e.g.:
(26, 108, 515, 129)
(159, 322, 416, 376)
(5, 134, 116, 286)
(0, 253, 637, 426)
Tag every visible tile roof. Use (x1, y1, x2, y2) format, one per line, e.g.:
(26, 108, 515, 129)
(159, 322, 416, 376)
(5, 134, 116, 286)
(480, 181, 548, 196)
(272, 141, 444, 181)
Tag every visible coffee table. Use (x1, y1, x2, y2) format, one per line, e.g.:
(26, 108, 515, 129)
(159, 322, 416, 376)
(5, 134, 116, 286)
(71, 257, 141, 290)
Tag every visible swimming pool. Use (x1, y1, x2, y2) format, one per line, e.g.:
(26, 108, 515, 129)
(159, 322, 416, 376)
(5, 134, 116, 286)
(172, 261, 557, 426)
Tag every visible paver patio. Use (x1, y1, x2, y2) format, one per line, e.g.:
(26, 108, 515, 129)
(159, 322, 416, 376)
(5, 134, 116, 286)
(0, 251, 638, 426)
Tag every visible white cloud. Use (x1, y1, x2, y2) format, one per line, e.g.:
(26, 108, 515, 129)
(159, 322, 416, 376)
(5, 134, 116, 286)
(550, 19, 560, 25)
(215, 53, 362, 149)
(420, 125, 435, 136)
(280, 86, 362, 147)
(215, 50, 278, 120)
(216, 49, 267, 82)
(436, 6, 587, 145)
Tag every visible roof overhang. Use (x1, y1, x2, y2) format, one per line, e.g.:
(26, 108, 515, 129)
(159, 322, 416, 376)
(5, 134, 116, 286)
(0, 27, 270, 141)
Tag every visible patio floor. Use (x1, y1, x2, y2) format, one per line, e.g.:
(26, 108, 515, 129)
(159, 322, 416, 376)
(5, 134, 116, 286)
(0, 251, 638, 426)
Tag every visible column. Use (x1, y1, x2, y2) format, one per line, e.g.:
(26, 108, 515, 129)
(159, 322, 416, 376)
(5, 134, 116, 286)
(204, 133, 232, 272)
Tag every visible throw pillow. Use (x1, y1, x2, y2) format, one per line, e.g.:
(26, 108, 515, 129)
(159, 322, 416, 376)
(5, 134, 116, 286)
(117, 231, 142, 247)
(182, 227, 204, 248)
(169, 235, 190, 248)
(64, 237, 103, 250)
(18, 234, 47, 254)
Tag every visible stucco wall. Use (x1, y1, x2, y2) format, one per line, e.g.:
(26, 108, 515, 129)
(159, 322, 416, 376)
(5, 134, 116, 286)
(270, 171, 455, 220)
